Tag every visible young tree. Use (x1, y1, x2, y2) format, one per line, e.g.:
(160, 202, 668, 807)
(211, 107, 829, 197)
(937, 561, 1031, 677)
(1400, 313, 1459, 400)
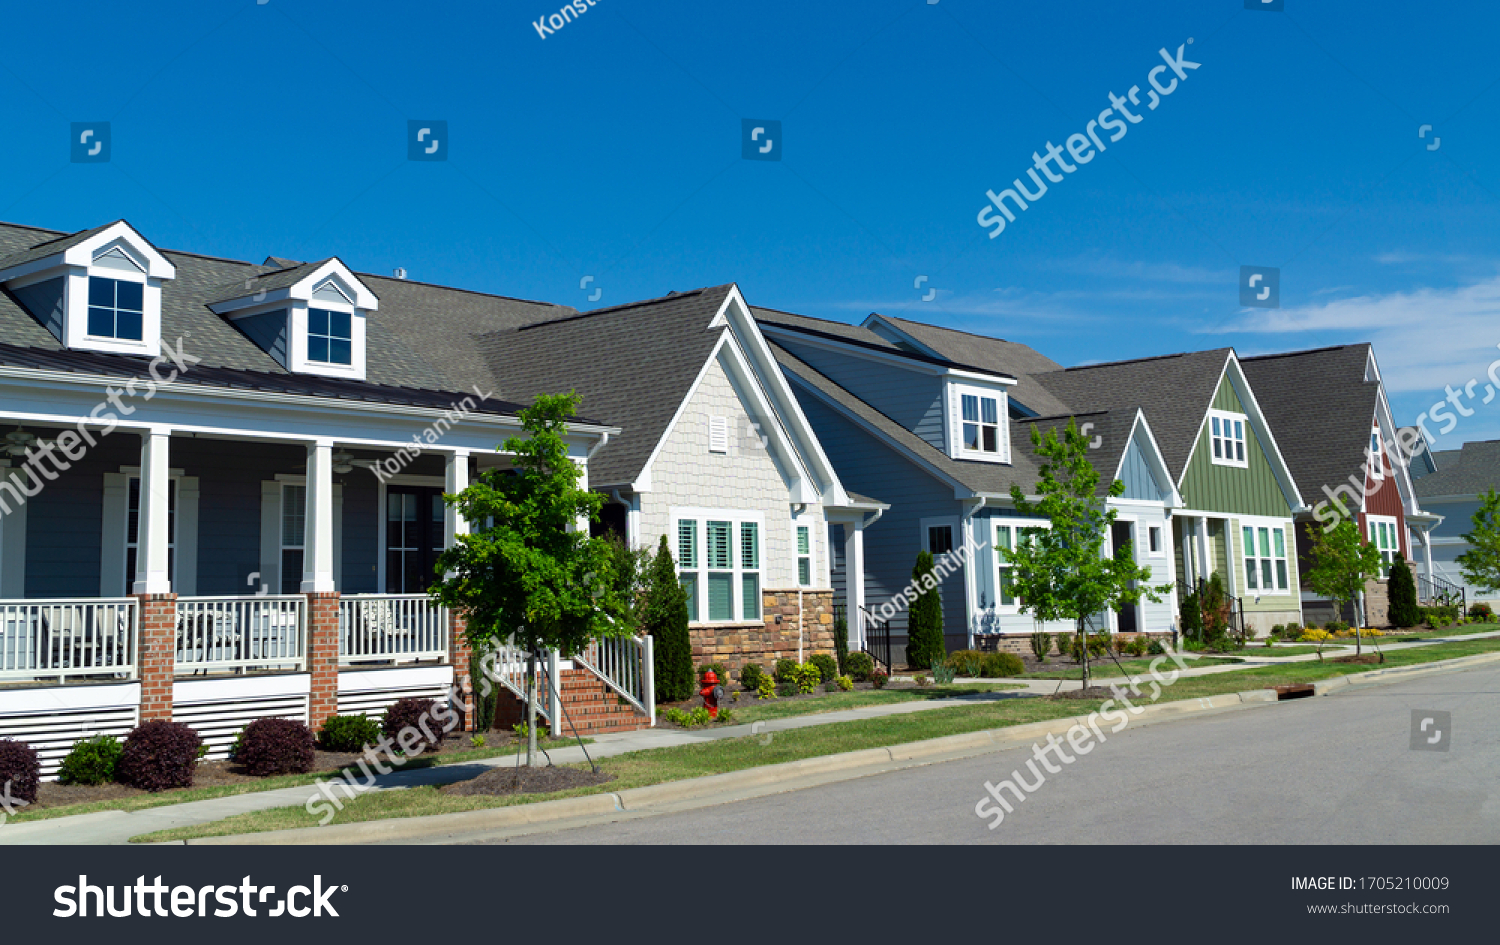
(430, 392, 625, 764)
(1303, 519, 1385, 656)
(1003, 420, 1168, 690)
(905, 550, 946, 670)
(1457, 488, 1500, 595)
(641, 535, 694, 703)
(1387, 552, 1422, 628)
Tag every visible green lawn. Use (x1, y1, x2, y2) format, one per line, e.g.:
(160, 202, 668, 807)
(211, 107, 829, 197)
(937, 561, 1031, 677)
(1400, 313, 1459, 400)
(120, 635, 1500, 842)
(9, 736, 588, 824)
(1027, 655, 1241, 679)
(717, 683, 1024, 725)
(1255, 645, 1331, 656)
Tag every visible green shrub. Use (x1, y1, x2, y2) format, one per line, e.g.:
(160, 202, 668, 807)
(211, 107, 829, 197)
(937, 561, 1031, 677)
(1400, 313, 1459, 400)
(1469, 601, 1494, 621)
(905, 550, 946, 670)
(1029, 631, 1051, 663)
(469, 648, 497, 733)
(809, 653, 838, 684)
(945, 649, 985, 677)
(1324, 620, 1350, 634)
(833, 613, 849, 675)
(845, 651, 875, 682)
(914, 674, 930, 687)
(1179, 588, 1203, 638)
(1388, 554, 1422, 628)
(644, 535, 694, 703)
(739, 662, 765, 692)
(0, 737, 41, 804)
(697, 662, 731, 687)
(980, 651, 1024, 677)
(1284, 621, 1302, 635)
(836, 675, 854, 691)
(792, 663, 821, 694)
(1147, 638, 1165, 655)
(755, 676, 777, 700)
(236, 718, 316, 777)
(931, 659, 957, 684)
(317, 714, 382, 753)
(663, 707, 713, 727)
(1269, 624, 1285, 639)
(57, 734, 123, 786)
(1086, 632, 1110, 658)
(869, 670, 888, 689)
(117, 721, 201, 792)
(773, 658, 799, 684)
(1125, 635, 1149, 657)
(776, 681, 800, 698)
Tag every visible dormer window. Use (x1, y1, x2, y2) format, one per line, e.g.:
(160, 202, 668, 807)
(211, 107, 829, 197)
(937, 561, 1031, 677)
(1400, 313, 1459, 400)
(207, 258, 376, 381)
(87, 276, 144, 341)
(0, 221, 174, 357)
(948, 381, 1011, 463)
(307, 308, 352, 365)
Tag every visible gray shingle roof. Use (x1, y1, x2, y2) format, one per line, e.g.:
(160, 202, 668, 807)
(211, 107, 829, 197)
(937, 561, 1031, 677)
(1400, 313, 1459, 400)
(201, 260, 332, 305)
(1031, 348, 1234, 479)
(0, 220, 121, 272)
(1412, 440, 1500, 498)
(1239, 345, 1378, 503)
(751, 308, 901, 350)
(0, 220, 574, 404)
(477, 286, 736, 488)
(871, 314, 1072, 418)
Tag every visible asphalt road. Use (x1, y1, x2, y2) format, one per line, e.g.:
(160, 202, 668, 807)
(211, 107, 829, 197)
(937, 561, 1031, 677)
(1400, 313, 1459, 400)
(491, 664, 1500, 844)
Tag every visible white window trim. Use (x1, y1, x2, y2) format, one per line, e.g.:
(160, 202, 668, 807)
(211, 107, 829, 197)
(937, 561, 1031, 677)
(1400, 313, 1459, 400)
(708, 415, 729, 454)
(1147, 524, 1165, 558)
(264, 475, 343, 595)
(672, 508, 764, 624)
(1367, 513, 1400, 576)
(115, 466, 198, 597)
(920, 516, 959, 556)
(793, 519, 814, 588)
(993, 519, 1051, 615)
(1239, 516, 1290, 595)
(949, 382, 1010, 463)
(1208, 409, 1249, 469)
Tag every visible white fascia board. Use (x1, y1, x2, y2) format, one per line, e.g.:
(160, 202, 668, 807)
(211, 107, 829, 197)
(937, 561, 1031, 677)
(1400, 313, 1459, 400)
(1372, 386, 1424, 514)
(631, 327, 726, 494)
(860, 313, 946, 359)
(782, 366, 971, 497)
(1224, 354, 1307, 511)
(722, 286, 850, 506)
(946, 367, 1017, 387)
(0, 366, 616, 452)
(0, 221, 177, 282)
(717, 329, 817, 504)
(1122, 409, 1184, 507)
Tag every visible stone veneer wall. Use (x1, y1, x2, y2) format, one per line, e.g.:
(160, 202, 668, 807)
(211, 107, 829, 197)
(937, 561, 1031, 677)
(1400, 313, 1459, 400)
(690, 588, 835, 674)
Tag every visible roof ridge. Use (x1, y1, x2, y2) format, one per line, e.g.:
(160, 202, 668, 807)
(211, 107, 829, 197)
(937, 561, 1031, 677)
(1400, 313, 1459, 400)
(1240, 343, 1369, 363)
(876, 313, 1016, 345)
(759, 317, 1016, 379)
(1047, 347, 1231, 373)
(509, 285, 727, 332)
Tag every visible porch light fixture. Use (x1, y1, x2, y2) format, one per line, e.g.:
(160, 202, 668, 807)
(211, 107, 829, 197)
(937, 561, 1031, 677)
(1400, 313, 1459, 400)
(332, 451, 355, 474)
(5, 427, 36, 456)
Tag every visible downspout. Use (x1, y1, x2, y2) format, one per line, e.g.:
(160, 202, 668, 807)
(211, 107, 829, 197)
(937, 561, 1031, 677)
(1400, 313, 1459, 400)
(587, 431, 611, 461)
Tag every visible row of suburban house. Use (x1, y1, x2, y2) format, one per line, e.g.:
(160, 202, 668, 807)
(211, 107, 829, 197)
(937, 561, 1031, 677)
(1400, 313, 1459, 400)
(0, 218, 1488, 774)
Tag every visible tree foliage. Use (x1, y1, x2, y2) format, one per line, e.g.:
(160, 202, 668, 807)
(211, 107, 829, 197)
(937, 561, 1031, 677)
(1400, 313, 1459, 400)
(904, 550, 946, 670)
(1303, 518, 1385, 654)
(1457, 488, 1500, 594)
(1003, 419, 1167, 688)
(641, 535, 695, 703)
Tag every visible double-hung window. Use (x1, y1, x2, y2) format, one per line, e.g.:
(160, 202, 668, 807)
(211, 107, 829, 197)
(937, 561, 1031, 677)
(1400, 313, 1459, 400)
(954, 384, 1005, 461)
(125, 476, 176, 588)
(676, 512, 762, 622)
(1209, 410, 1248, 467)
(307, 308, 353, 365)
(88, 276, 144, 341)
(994, 522, 1047, 612)
(1367, 515, 1399, 576)
(796, 525, 812, 586)
(1242, 521, 1289, 592)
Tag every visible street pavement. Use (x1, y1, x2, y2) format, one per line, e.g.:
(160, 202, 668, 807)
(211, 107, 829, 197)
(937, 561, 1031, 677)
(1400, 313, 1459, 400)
(495, 662, 1500, 845)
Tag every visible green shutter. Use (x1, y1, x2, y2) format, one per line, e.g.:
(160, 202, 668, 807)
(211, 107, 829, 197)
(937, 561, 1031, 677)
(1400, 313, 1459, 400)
(678, 520, 697, 568)
(742, 573, 760, 619)
(707, 521, 731, 569)
(708, 573, 733, 621)
(741, 522, 760, 569)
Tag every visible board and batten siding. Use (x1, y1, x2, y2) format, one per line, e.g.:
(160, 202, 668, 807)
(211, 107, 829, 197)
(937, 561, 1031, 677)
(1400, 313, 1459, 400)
(637, 352, 820, 592)
(774, 338, 948, 452)
(1118, 435, 1167, 502)
(1178, 374, 1296, 518)
(793, 390, 964, 641)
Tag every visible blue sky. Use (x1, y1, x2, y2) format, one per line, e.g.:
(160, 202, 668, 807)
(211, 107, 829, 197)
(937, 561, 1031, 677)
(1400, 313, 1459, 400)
(4, 0, 1500, 448)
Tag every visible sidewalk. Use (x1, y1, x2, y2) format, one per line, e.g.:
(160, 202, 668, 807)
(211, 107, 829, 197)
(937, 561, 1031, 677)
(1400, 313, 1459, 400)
(5, 628, 1494, 844)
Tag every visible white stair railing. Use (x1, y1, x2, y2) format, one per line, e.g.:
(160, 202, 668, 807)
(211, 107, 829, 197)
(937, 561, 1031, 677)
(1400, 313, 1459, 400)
(475, 637, 551, 725)
(573, 634, 654, 725)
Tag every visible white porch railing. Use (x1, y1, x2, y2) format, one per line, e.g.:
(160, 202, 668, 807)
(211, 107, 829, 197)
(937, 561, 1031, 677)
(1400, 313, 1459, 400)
(339, 594, 449, 665)
(0, 598, 138, 683)
(574, 634, 655, 725)
(175, 596, 306, 674)
(476, 638, 552, 725)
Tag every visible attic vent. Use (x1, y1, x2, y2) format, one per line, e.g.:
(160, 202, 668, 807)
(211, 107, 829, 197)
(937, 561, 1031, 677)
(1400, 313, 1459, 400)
(709, 416, 729, 454)
(394, 268, 407, 280)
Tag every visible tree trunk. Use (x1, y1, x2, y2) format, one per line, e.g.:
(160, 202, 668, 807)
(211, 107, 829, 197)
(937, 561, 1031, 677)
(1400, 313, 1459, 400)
(1079, 619, 1089, 692)
(525, 649, 538, 767)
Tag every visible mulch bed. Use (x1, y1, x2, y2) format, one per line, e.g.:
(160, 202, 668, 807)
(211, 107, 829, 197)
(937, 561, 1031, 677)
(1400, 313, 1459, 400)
(30, 730, 521, 810)
(441, 765, 614, 797)
(1330, 653, 1385, 664)
(1043, 685, 1121, 700)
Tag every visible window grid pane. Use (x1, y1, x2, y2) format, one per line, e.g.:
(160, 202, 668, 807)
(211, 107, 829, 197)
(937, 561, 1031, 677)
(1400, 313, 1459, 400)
(796, 526, 810, 556)
(740, 522, 759, 569)
(707, 522, 731, 569)
(743, 573, 760, 618)
(677, 520, 697, 568)
(707, 573, 733, 621)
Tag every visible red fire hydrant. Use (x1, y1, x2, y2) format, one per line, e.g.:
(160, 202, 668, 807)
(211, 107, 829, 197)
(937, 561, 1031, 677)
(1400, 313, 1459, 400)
(701, 670, 724, 718)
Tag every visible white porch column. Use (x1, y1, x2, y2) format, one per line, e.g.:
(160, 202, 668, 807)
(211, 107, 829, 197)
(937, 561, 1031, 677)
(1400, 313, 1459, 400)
(444, 450, 470, 549)
(1195, 516, 1212, 585)
(132, 428, 173, 595)
(1422, 528, 1436, 584)
(844, 522, 866, 649)
(301, 439, 336, 593)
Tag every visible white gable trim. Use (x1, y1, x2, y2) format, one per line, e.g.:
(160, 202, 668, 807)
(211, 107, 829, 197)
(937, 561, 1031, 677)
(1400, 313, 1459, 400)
(0, 221, 176, 284)
(207, 258, 379, 316)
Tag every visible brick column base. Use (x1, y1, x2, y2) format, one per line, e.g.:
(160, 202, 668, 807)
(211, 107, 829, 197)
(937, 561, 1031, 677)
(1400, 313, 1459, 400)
(449, 611, 474, 733)
(136, 593, 178, 722)
(306, 592, 341, 731)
